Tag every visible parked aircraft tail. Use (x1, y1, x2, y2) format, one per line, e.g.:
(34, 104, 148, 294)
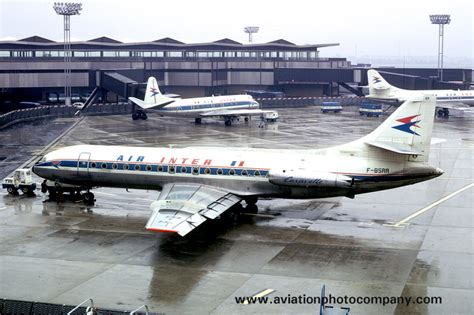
(129, 77, 175, 109)
(360, 93, 436, 162)
(367, 69, 399, 98)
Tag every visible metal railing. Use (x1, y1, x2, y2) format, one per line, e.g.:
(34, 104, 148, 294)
(67, 298, 94, 315)
(0, 102, 132, 130)
(0, 97, 364, 129)
(130, 304, 150, 314)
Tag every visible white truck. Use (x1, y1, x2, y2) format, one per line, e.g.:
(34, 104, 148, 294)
(2, 168, 37, 195)
(263, 111, 279, 122)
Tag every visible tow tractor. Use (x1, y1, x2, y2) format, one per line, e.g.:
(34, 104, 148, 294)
(2, 168, 37, 195)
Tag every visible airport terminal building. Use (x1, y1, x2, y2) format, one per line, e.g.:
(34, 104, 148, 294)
(0, 36, 471, 104)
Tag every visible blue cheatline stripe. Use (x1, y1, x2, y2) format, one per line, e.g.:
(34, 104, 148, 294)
(36, 160, 270, 178)
(160, 101, 254, 111)
(351, 174, 429, 182)
(437, 96, 474, 100)
(36, 161, 426, 182)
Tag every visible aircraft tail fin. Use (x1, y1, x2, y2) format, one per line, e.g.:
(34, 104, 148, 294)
(362, 93, 436, 162)
(367, 69, 397, 98)
(129, 77, 175, 109)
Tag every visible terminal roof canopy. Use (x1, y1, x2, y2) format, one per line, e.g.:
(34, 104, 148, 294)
(87, 37, 122, 44)
(2, 36, 339, 51)
(18, 36, 55, 43)
(153, 37, 184, 44)
(267, 39, 296, 45)
(213, 38, 242, 45)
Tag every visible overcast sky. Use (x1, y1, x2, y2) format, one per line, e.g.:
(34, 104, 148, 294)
(0, 0, 472, 66)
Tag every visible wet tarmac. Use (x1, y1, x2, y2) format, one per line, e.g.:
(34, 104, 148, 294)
(0, 107, 473, 314)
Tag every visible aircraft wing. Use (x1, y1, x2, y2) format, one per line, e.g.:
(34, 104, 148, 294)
(128, 97, 176, 110)
(199, 108, 276, 117)
(145, 183, 242, 236)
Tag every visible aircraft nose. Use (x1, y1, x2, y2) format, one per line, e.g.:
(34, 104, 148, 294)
(435, 167, 444, 176)
(31, 163, 43, 176)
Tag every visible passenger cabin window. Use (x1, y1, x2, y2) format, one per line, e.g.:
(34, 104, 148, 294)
(169, 166, 175, 174)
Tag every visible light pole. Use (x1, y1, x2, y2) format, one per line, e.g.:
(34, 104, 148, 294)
(244, 26, 259, 44)
(430, 14, 450, 82)
(53, 2, 82, 106)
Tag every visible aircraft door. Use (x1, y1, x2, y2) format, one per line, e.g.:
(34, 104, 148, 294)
(77, 152, 91, 176)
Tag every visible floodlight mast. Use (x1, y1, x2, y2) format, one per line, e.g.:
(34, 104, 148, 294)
(244, 26, 259, 44)
(430, 14, 450, 81)
(53, 2, 82, 106)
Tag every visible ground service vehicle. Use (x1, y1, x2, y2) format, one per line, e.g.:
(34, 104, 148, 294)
(359, 102, 383, 117)
(321, 102, 342, 113)
(2, 169, 37, 195)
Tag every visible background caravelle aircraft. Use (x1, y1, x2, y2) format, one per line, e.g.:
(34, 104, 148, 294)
(366, 69, 474, 117)
(33, 94, 443, 236)
(128, 77, 278, 126)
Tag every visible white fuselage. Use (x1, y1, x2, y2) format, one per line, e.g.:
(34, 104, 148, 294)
(33, 143, 441, 200)
(156, 94, 259, 117)
(369, 86, 474, 106)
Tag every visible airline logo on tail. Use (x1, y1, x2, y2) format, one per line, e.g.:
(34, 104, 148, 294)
(372, 76, 382, 84)
(149, 87, 159, 97)
(392, 115, 421, 136)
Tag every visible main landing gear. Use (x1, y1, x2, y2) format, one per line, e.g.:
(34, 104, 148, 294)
(437, 108, 449, 118)
(132, 110, 148, 120)
(41, 180, 95, 205)
(244, 196, 258, 214)
(83, 191, 95, 205)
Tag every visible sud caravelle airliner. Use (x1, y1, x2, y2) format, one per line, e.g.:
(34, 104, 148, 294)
(33, 94, 443, 236)
(128, 77, 279, 126)
(366, 69, 474, 117)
